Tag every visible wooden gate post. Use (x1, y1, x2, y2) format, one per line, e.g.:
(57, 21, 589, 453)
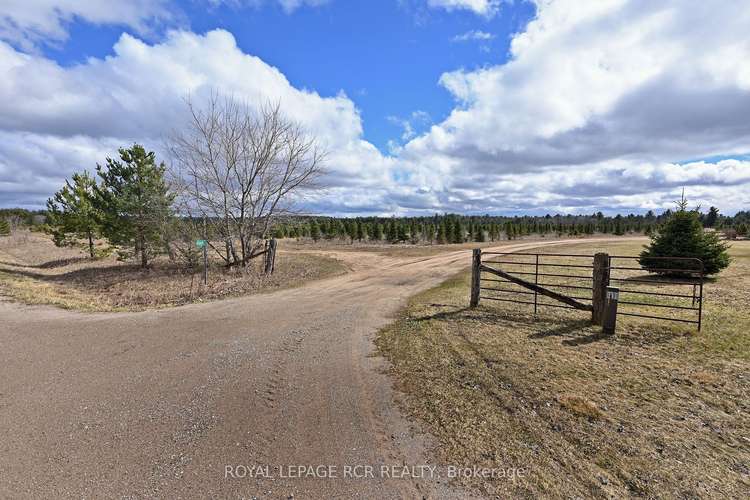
(470, 248, 481, 307)
(592, 253, 610, 325)
(264, 238, 277, 275)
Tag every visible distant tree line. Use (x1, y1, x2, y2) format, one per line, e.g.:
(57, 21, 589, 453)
(266, 208, 748, 245)
(4, 202, 749, 250)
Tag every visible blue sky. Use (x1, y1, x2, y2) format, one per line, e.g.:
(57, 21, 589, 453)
(1, 0, 749, 215)
(41, 1, 535, 152)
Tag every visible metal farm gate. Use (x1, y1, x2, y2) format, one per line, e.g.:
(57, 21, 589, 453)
(470, 250, 705, 332)
(607, 255, 704, 330)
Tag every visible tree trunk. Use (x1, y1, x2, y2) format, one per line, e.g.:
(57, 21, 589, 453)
(87, 231, 95, 258)
(140, 234, 148, 268)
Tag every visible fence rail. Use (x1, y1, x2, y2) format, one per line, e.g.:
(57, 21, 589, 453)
(607, 255, 703, 329)
(470, 249, 705, 331)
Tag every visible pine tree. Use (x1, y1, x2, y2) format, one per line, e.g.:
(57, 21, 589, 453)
(437, 221, 447, 244)
(46, 171, 103, 258)
(397, 222, 409, 243)
(373, 223, 384, 242)
(387, 220, 395, 242)
(409, 221, 419, 244)
(356, 220, 366, 242)
(639, 197, 730, 276)
(0, 218, 10, 236)
(704, 206, 720, 228)
(613, 216, 625, 236)
(474, 224, 485, 242)
(346, 221, 357, 243)
(505, 221, 515, 240)
(310, 221, 321, 241)
(451, 220, 463, 244)
(95, 145, 174, 268)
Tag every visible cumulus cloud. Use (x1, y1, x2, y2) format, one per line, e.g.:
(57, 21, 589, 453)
(0, 0, 329, 51)
(1, 0, 750, 215)
(0, 29, 392, 208)
(427, 0, 501, 17)
(388, 111, 432, 142)
(0, 0, 174, 51)
(400, 0, 750, 214)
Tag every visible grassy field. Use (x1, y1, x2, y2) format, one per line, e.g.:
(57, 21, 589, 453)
(0, 231, 348, 311)
(376, 240, 750, 498)
(281, 234, 591, 259)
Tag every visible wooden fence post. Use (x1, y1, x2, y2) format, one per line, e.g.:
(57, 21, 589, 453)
(592, 252, 610, 325)
(264, 238, 277, 275)
(470, 248, 481, 307)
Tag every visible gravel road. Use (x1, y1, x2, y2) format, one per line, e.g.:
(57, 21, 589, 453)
(0, 239, 627, 499)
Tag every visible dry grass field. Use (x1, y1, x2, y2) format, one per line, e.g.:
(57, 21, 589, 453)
(376, 240, 750, 498)
(283, 234, 574, 259)
(0, 231, 348, 311)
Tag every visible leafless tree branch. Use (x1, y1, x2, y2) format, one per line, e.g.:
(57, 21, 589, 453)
(167, 92, 326, 267)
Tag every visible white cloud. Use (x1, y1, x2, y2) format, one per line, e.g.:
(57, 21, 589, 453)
(0, 0, 330, 51)
(208, 0, 331, 14)
(0, 29, 393, 209)
(2, 0, 750, 215)
(388, 111, 432, 141)
(451, 30, 496, 42)
(0, 0, 174, 51)
(427, 0, 501, 17)
(275, 0, 330, 13)
(398, 0, 750, 213)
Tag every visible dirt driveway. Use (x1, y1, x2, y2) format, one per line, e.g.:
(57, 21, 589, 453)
(0, 239, 637, 499)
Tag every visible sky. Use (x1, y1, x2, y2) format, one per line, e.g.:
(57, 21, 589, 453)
(0, 0, 749, 216)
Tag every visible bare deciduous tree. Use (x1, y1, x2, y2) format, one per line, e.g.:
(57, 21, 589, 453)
(168, 94, 325, 267)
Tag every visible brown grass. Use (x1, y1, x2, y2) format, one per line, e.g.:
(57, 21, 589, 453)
(0, 231, 348, 312)
(558, 394, 606, 420)
(376, 240, 750, 498)
(280, 234, 586, 258)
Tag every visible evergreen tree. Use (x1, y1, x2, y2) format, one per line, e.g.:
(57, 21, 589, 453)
(0, 218, 9, 236)
(310, 221, 321, 241)
(356, 220, 366, 242)
(409, 221, 419, 244)
(613, 216, 625, 236)
(373, 223, 384, 241)
(704, 206, 720, 228)
(473, 224, 485, 242)
(451, 220, 463, 244)
(346, 220, 357, 242)
(95, 145, 174, 268)
(397, 222, 409, 243)
(385, 220, 396, 243)
(437, 221, 448, 244)
(505, 221, 515, 240)
(46, 171, 103, 258)
(336, 220, 347, 240)
(639, 198, 730, 276)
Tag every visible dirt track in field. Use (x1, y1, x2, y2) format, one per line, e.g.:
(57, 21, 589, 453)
(0, 238, 641, 499)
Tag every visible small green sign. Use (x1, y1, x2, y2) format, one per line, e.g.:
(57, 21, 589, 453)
(196, 239, 208, 249)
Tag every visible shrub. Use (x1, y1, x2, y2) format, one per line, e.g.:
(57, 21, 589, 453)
(0, 218, 10, 236)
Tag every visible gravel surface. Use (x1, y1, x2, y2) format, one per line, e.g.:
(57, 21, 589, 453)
(0, 239, 630, 498)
